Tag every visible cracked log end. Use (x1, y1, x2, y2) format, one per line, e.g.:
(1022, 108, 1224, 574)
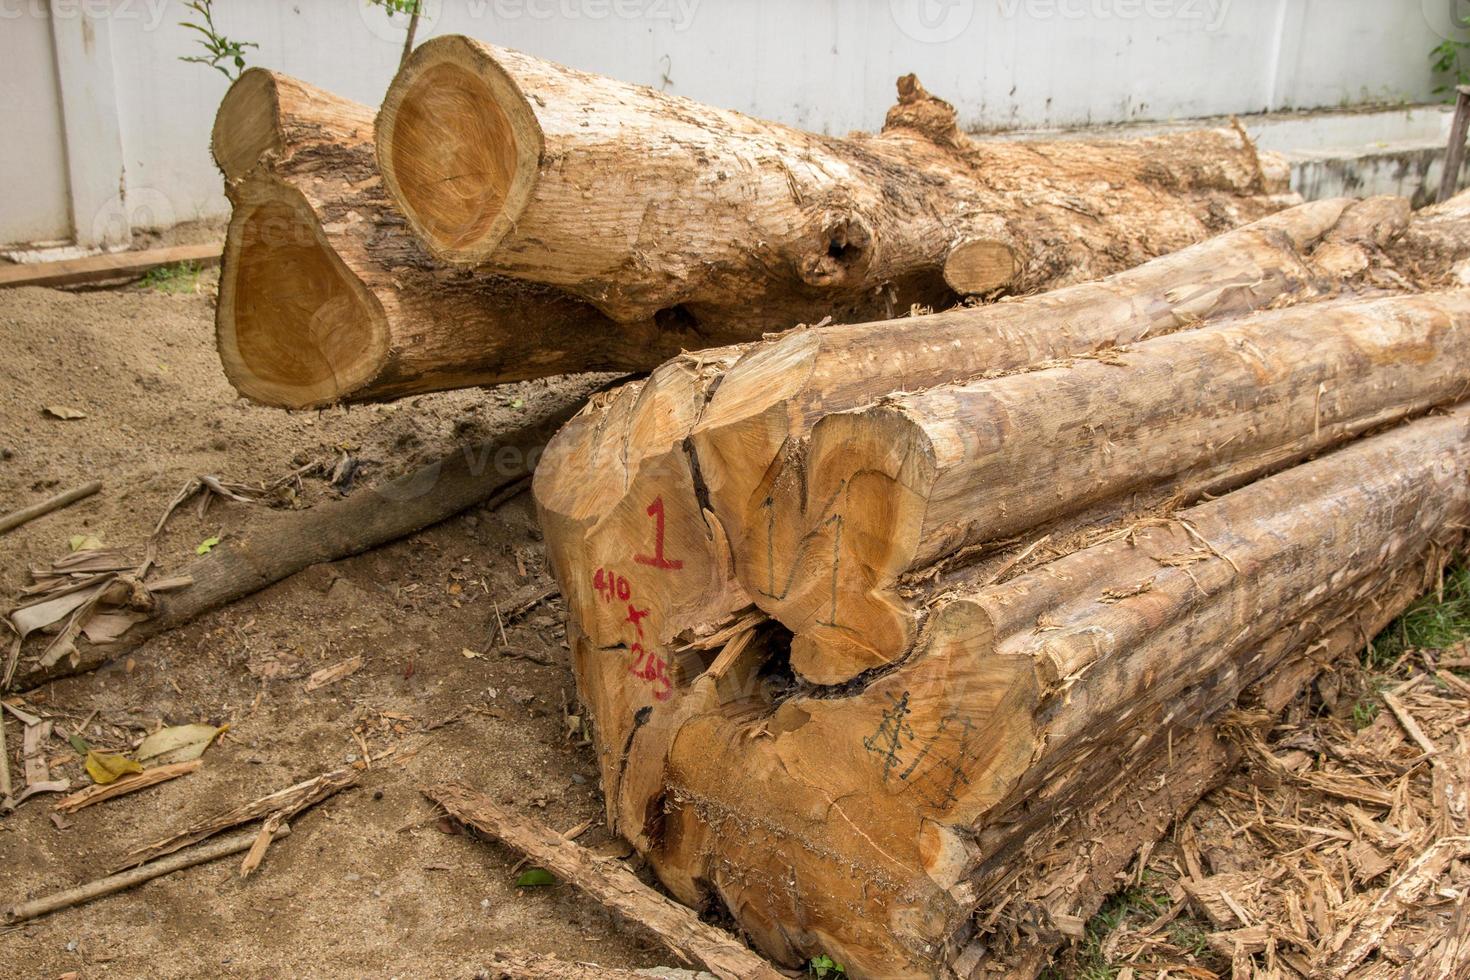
(376, 35, 544, 266)
(216, 176, 390, 408)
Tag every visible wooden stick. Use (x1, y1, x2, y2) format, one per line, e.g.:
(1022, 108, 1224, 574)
(53, 759, 202, 813)
(0, 707, 12, 804)
(0, 244, 219, 290)
(115, 767, 356, 871)
(425, 782, 783, 980)
(0, 481, 102, 537)
(1441, 85, 1470, 204)
(3, 823, 289, 924)
(12, 389, 603, 693)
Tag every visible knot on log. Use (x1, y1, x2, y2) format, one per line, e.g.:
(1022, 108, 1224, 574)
(884, 73, 962, 147)
(797, 213, 875, 288)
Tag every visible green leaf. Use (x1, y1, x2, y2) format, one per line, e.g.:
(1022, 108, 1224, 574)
(808, 955, 846, 978)
(515, 867, 555, 887)
(68, 732, 91, 755)
(196, 536, 221, 555)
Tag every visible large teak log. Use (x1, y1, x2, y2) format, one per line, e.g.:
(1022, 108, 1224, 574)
(649, 408, 1470, 976)
(750, 290, 1470, 683)
(378, 37, 1287, 334)
(213, 70, 687, 408)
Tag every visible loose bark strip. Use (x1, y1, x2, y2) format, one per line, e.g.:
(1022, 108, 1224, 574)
(238, 811, 285, 879)
(4, 824, 289, 925)
(53, 759, 202, 813)
(115, 768, 356, 871)
(379, 38, 1284, 334)
(757, 290, 1470, 682)
(213, 70, 650, 408)
(11, 389, 594, 693)
(0, 481, 102, 537)
(425, 782, 783, 980)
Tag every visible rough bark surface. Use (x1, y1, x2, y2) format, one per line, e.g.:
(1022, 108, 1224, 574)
(378, 38, 1288, 334)
(212, 70, 696, 408)
(758, 290, 1470, 683)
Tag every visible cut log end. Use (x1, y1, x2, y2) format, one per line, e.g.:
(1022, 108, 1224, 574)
(211, 68, 284, 184)
(376, 36, 543, 265)
(216, 177, 389, 408)
(943, 238, 1020, 295)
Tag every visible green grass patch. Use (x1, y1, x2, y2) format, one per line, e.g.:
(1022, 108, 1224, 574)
(1366, 563, 1470, 669)
(140, 260, 202, 293)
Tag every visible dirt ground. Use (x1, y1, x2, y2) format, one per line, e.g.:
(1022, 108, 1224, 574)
(0, 266, 674, 977)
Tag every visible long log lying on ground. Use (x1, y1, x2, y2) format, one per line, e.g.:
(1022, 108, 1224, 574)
(213, 70, 671, 408)
(378, 37, 1288, 333)
(749, 290, 1470, 683)
(533, 198, 1386, 837)
(9, 389, 595, 692)
(647, 407, 1470, 976)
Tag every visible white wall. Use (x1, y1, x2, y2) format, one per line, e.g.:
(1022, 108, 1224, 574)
(0, 0, 1454, 247)
(0, 5, 71, 244)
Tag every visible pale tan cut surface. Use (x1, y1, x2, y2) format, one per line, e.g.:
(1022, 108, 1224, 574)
(377, 36, 543, 266)
(218, 188, 387, 407)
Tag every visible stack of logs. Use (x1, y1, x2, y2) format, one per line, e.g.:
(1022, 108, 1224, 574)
(211, 36, 1470, 979)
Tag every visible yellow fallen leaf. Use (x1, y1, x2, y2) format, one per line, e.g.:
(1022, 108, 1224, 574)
(85, 750, 143, 785)
(462, 648, 483, 659)
(136, 723, 227, 766)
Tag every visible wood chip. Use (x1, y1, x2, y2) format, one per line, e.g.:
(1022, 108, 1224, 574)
(305, 655, 363, 691)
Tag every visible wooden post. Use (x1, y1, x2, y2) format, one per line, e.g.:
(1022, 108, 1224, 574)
(1439, 84, 1470, 204)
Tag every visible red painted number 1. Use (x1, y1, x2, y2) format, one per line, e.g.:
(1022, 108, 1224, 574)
(634, 496, 683, 570)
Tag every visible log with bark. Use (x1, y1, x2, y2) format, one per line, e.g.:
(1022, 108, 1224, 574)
(212, 70, 670, 408)
(608, 407, 1470, 977)
(533, 197, 1390, 839)
(748, 289, 1470, 683)
(377, 37, 1289, 335)
(532, 191, 1470, 974)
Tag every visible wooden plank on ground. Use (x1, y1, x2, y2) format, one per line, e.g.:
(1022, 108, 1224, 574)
(0, 243, 220, 289)
(424, 781, 783, 980)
